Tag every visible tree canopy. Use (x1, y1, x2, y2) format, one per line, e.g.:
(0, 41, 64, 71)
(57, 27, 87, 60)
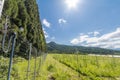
(0, 0, 46, 57)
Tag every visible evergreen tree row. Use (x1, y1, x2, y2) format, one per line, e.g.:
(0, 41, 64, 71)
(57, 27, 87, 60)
(0, 0, 46, 58)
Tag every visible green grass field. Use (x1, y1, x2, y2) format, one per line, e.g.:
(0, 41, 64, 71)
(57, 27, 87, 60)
(52, 54, 120, 80)
(0, 54, 120, 80)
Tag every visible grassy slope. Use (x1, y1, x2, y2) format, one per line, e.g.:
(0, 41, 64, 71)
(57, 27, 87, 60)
(39, 54, 80, 80)
(0, 54, 80, 80)
(52, 54, 120, 80)
(1, 54, 120, 80)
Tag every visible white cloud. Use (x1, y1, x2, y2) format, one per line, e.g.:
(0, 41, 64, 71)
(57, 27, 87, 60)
(43, 28, 55, 41)
(58, 18, 67, 24)
(43, 28, 49, 38)
(70, 28, 120, 49)
(70, 39, 79, 44)
(88, 31, 100, 36)
(42, 19, 51, 28)
(88, 32, 93, 35)
(94, 31, 100, 36)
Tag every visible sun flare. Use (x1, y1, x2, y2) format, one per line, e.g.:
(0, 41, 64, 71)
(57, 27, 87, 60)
(65, 0, 79, 9)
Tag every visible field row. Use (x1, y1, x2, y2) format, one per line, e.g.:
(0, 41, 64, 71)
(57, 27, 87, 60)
(1, 54, 120, 80)
(52, 54, 120, 80)
(0, 55, 46, 80)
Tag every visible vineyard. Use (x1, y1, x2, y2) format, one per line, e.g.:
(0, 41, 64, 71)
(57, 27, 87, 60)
(1, 0, 120, 80)
(0, 53, 120, 80)
(0, 53, 47, 80)
(52, 54, 120, 80)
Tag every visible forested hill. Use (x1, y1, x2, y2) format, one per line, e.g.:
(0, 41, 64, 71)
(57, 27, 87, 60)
(0, 0, 46, 56)
(47, 42, 120, 55)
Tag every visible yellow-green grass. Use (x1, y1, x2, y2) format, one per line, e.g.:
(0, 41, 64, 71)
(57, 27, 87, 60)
(1, 54, 120, 80)
(52, 54, 120, 80)
(0, 54, 80, 80)
(0, 56, 43, 80)
(38, 54, 80, 80)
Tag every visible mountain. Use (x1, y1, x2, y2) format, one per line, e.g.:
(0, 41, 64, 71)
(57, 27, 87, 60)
(0, 0, 46, 56)
(47, 42, 120, 55)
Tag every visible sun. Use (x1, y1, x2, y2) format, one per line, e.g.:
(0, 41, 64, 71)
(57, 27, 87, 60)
(65, 0, 79, 9)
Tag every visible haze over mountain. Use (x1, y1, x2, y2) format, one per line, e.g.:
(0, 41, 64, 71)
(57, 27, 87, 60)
(47, 42, 120, 55)
(38, 0, 120, 50)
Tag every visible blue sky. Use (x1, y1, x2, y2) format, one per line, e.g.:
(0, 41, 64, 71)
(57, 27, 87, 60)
(37, 0, 120, 49)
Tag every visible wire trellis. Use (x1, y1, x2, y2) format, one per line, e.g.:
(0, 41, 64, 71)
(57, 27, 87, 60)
(0, 16, 47, 80)
(51, 50, 120, 80)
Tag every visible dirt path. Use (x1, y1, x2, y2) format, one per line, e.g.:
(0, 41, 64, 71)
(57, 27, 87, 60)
(40, 54, 81, 80)
(52, 54, 119, 80)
